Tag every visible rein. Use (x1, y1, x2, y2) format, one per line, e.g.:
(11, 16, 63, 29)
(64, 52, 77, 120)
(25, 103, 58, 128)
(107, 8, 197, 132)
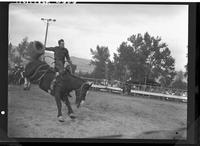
(37, 69, 50, 85)
(29, 63, 49, 80)
(27, 63, 51, 85)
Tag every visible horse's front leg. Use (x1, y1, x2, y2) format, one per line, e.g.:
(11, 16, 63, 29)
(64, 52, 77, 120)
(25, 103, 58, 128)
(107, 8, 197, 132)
(64, 93, 76, 119)
(54, 87, 65, 122)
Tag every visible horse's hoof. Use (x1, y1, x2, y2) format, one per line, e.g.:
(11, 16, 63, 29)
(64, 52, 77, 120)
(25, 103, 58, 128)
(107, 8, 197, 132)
(58, 116, 65, 122)
(69, 113, 76, 119)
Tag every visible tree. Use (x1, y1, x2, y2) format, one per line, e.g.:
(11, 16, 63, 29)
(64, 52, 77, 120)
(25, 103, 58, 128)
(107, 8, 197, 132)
(8, 37, 35, 68)
(17, 37, 30, 60)
(171, 70, 187, 90)
(107, 60, 115, 81)
(8, 43, 15, 67)
(90, 45, 110, 79)
(113, 53, 124, 81)
(12, 56, 23, 65)
(113, 42, 134, 82)
(113, 32, 176, 87)
(8, 42, 24, 67)
(9, 37, 31, 67)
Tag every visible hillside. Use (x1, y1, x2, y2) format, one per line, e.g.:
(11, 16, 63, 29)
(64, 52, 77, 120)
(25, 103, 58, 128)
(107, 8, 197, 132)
(44, 51, 94, 73)
(71, 56, 94, 73)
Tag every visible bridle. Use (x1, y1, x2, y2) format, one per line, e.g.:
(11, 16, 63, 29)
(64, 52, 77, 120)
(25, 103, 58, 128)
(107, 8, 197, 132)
(29, 64, 49, 80)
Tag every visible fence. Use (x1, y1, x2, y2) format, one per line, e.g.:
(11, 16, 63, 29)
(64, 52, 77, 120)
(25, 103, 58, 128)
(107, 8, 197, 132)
(81, 77, 187, 102)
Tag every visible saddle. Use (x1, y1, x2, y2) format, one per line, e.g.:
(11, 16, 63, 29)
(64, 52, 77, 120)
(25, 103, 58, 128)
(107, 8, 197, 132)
(48, 68, 73, 97)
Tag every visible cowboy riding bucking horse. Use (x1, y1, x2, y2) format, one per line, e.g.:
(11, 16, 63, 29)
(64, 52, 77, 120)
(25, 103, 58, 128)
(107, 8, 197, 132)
(23, 40, 92, 122)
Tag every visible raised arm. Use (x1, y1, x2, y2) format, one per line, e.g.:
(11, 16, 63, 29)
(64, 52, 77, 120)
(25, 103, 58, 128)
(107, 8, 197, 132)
(45, 47, 56, 52)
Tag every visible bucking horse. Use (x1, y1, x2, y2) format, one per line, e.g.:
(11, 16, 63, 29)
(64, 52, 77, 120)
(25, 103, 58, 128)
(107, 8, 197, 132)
(23, 41, 92, 122)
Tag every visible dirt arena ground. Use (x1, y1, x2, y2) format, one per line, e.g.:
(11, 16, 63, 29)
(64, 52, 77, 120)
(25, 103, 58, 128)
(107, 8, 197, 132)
(8, 85, 187, 139)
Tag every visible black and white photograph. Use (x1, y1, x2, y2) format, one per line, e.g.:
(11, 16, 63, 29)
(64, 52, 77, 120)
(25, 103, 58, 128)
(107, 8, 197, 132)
(8, 3, 188, 139)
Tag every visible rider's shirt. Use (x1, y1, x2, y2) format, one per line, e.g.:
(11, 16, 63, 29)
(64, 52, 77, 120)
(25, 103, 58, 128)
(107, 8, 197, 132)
(45, 46, 71, 65)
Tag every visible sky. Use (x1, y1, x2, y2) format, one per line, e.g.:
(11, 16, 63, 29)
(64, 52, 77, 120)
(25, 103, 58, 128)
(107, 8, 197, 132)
(9, 3, 188, 71)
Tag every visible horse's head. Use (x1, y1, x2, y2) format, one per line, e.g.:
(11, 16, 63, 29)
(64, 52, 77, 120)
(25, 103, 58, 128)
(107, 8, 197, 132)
(23, 41, 47, 91)
(28, 41, 45, 60)
(76, 82, 93, 108)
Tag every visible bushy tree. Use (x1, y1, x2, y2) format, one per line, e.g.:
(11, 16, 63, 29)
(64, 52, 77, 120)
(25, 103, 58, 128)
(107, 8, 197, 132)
(8, 37, 35, 68)
(90, 45, 110, 79)
(107, 60, 115, 81)
(12, 56, 23, 65)
(17, 37, 29, 59)
(171, 71, 187, 90)
(113, 32, 176, 87)
(8, 43, 15, 67)
(8, 41, 26, 67)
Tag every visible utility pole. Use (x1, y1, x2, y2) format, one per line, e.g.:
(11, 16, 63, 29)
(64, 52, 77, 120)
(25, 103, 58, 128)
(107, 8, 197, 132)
(41, 18, 56, 61)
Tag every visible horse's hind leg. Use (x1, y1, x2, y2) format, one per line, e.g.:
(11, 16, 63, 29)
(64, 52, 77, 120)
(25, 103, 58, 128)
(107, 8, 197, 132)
(64, 95, 75, 119)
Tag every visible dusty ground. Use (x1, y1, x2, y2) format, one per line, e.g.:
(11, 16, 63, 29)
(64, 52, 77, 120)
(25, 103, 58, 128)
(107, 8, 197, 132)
(8, 85, 187, 139)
